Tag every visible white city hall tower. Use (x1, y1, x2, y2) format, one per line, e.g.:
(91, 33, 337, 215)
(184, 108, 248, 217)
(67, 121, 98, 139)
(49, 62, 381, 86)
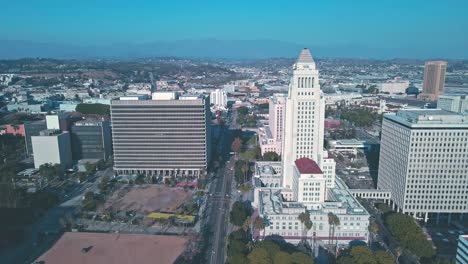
(282, 48, 327, 189)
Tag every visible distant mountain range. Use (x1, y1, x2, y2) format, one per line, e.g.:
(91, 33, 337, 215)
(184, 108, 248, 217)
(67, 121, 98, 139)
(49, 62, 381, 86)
(0, 39, 465, 60)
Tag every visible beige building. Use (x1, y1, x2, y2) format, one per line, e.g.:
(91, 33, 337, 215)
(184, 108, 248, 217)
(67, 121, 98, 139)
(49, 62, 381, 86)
(419, 61, 447, 101)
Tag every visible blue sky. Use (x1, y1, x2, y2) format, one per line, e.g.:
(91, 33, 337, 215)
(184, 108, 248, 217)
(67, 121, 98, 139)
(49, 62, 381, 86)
(1, 0, 467, 58)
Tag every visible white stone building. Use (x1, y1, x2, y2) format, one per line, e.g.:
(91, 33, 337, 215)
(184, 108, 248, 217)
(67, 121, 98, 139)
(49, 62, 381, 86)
(252, 49, 367, 247)
(437, 95, 468, 113)
(32, 130, 72, 170)
(210, 89, 227, 110)
(282, 49, 326, 189)
(259, 94, 286, 156)
(377, 109, 468, 222)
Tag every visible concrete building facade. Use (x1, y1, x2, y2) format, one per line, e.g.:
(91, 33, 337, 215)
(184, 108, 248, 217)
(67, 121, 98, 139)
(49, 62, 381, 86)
(252, 49, 367, 248)
(210, 89, 227, 110)
(438, 95, 468, 113)
(111, 93, 211, 177)
(377, 109, 468, 222)
(282, 48, 325, 189)
(32, 130, 72, 170)
(259, 94, 286, 156)
(71, 119, 112, 161)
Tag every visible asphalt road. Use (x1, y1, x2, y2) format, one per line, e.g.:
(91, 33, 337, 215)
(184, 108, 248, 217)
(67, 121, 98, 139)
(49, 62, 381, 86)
(205, 111, 237, 264)
(208, 160, 234, 264)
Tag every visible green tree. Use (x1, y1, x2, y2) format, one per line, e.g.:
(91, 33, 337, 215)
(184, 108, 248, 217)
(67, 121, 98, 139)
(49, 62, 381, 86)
(384, 213, 435, 258)
(375, 251, 395, 264)
(350, 246, 377, 264)
(77, 172, 87, 183)
(237, 106, 249, 116)
(273, 251, 290, 264)
(231, 137, 242, 154)
(253, 216, 266, 240)
(98, 175, 110, 192)
(247, 247, 271, 264)
(290, 252, 314, 264)
(85, 162, 97, 173)
(39, 163, 62, 181)
(263, 151, 280, 161)
(328, 212, 340, 256)
(76, 103, 110, 115)
(298, 211, 312, 244)
(226, 253, 248, 264)
(230, 201, 251, 227)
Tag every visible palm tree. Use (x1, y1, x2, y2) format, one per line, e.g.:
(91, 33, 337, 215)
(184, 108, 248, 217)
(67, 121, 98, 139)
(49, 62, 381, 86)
(241, 161, 249, 183)
(253, 216, 266, 241)
(328, 212, 334, 247)
(327, 212, 340, 257)
(333, 216, 340, 257)
(298, 211, 312, 245)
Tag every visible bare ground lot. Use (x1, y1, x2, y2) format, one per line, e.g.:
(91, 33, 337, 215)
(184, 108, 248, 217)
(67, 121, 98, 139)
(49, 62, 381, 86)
(35, 232, 187, 264)
(103, 185, 193, 214)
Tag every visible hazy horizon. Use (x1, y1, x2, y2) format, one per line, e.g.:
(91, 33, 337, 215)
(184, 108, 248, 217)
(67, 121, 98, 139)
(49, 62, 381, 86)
(2, 0, 467, 60)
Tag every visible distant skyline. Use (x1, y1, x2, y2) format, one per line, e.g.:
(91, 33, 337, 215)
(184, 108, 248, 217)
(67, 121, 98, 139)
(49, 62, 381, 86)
(1, 0, 467, 59)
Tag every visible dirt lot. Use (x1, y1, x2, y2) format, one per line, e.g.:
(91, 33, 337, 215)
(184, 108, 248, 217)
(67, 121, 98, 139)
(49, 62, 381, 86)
(35, 232, 187, 264)
(103, 185, 193, 214)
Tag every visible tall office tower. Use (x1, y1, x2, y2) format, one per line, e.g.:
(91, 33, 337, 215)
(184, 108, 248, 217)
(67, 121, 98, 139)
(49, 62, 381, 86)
(32, 130, 72, 170)
(24, 120, 47, 157)
(438, 95, 468, 113)
(282, 48, 325, 189)
(377, 109, 468, 222)
(210, 89, 227, 109)
(71, 119, 112, 161)
(419, 61, 447, 101)
(111, 92, 211, 177)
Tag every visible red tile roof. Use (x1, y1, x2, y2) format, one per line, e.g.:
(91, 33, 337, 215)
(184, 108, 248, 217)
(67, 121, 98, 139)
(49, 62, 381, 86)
(295, 158, 323, 174)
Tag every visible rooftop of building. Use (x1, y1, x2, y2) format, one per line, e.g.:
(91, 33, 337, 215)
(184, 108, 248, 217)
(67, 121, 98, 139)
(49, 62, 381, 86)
(38, 129, 66, 136)
(295, 158, 322, 174)
(385, 109, 468, 127)
(255, 161, 282, 178)
(74, 119, 107, 126)
(296, 48, 315, 64)
(257, 178, 369, 217)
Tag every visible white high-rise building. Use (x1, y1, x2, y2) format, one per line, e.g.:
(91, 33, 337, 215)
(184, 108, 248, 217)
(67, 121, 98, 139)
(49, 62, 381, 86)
(259, 94, 286, 155)
(251, 49, 365, 247)
(282, 48, 325, 189)
(210, 89, 227, 109)
(438, 95, 468, 113)
(378, 109, 468, 222)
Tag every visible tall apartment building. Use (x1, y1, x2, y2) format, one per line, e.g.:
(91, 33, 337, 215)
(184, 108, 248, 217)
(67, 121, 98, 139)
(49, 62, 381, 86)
(210, 89, 227, 109)
(71, 119, 112, 161)
(32, 130, 72, 170)
(419, 61, 447, 101)
(259, 94, 285, 155)
(282, 48, 326, 189)
(377, 109, 468, 222)
(438, 95, 468, 113)
(111, 93, 211, 177)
